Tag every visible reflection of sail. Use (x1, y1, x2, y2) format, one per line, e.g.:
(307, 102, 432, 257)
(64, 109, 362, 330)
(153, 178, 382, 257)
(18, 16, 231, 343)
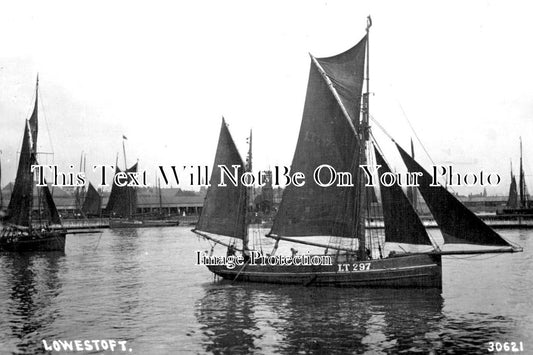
(3, 253, 62, 353)
(195, 286, 258, 353)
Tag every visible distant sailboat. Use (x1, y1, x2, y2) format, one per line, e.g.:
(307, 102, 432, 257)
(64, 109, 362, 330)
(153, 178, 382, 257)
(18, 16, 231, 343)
(106, 140, 178, 228)
(500, 138, 532, 215)
(192, 18, 522, 288)
(81, 182, 102, 217)
(0, 78, 66, 252)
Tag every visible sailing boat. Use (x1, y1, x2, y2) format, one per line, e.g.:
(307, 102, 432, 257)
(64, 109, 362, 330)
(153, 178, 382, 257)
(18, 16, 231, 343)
(105, 157, 140, 227)
(106, 141, 179, 228)
(499, 138, 532, 215)
(193, 18, 522, 288)
(0, 78, 66, 252)
(81, 182, 102, 217)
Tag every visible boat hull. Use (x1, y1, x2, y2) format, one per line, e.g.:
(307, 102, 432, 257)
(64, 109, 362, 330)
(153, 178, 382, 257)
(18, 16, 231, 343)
(207, 253, 441, 288)
(109, 219, 180, 228)
(0, 230, 66, 252)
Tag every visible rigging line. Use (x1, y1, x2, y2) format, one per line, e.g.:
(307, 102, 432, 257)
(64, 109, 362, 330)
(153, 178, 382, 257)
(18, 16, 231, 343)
(368, 115, 395, 142)
(38, 88, 55, 165)
(397, 102, 436, 166)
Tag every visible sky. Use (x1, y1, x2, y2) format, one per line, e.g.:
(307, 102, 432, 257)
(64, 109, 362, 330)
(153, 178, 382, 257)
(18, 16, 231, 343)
(0, 0, 532, 195)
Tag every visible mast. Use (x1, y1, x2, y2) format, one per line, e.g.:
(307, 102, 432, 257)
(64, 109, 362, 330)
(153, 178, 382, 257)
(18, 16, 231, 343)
(158, 178, 163, 215)
(243, 129, 252, 256)
(358, 16, 372, 259)
(122, 135, 131, 217)
(519, 137, 525, 208)
(122, 136, 128, 171)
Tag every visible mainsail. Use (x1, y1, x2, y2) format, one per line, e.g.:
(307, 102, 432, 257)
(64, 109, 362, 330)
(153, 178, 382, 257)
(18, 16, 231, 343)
(6, 79, 60, 228)
(105, 163, 138, 218)
(374, 146, 432, 246)
(196, 118, 247, 239)
(270, 37, 367, 238)
(6, 122, 34, 226)
(82, 182, 102, 216)
(397, 144, 511, 247)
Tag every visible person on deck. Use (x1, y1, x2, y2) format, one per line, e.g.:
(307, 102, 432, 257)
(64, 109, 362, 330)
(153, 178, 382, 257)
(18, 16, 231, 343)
(227, 243, 236, 257)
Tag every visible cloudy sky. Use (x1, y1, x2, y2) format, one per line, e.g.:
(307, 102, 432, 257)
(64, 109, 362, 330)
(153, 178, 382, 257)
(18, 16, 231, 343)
(1, 0, 532, 195)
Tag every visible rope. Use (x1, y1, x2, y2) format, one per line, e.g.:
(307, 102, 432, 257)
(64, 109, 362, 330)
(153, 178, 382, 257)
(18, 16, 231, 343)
(397, 103, 435, 166)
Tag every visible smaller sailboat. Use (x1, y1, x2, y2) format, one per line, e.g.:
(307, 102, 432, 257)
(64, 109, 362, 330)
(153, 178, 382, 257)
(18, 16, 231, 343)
(81, 182, 102, 217)
(106, 138, 178, 228)
(499, 138, 532, 215)
(0, 78, 66, 252)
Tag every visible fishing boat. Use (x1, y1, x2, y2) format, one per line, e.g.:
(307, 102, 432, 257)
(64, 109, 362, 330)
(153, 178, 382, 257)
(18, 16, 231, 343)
(81, 182, 102, 217)
(498, 138, 532, 216)
(193, 18, 522, 288)
(0, 78, 67, 252)
(106, 147, 179, 228)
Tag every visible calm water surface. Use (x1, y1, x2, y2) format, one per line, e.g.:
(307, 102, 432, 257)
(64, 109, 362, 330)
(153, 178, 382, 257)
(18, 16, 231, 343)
(0, 227, 531, 354)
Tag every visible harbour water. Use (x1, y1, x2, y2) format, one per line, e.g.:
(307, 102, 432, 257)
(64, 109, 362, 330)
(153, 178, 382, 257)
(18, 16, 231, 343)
(0, 227, 531, 354)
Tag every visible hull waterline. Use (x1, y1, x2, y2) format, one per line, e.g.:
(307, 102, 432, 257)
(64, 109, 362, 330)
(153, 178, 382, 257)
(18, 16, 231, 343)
(0, 230, 66, 252)
(207, 253, 442, 288)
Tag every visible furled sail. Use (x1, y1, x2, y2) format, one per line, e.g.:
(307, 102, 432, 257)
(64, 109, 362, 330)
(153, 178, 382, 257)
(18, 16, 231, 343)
(82, 182, 102, 216)
(374, 146, 432, 245)
(397, 144, 511, 247)
(105, 163, 138, 218)
(196, 118, 246, 239)
(270, 38, 367, 238)
(6, 122, 33, 226)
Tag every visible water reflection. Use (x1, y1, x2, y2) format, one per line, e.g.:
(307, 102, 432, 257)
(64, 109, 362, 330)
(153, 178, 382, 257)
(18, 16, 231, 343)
(108, 229, 142, 333)
(196, 282, 518, 354)
(196, 285, 260, 353)
(3, 252, 63, 354)
(195, 283, 443, 354)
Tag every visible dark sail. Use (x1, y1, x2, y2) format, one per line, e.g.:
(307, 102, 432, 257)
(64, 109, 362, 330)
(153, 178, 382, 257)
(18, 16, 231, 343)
(270, 38, 366, 238)
(82, 183, 102, 216)
(6, 122, 34, 226)
(374, 146, 432, 245)
(196, 118, 246, 239)
(40, 183, 61, 225)
(105, 163, 138, 218)
(29, 79, 39, 150)
(315, 37, 367, 124)
(406, 139, 418, 211)
(397, 144, 511, 247)
(507, 173, 518, 208)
